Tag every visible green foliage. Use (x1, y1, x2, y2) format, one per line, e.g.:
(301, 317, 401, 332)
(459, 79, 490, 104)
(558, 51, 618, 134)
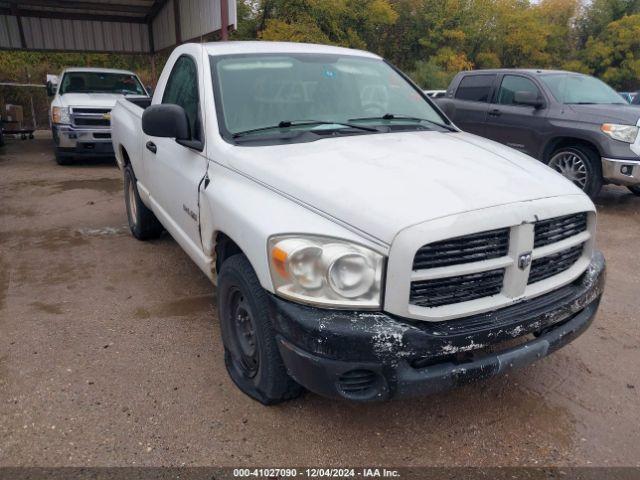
(581, 13, 640, 90)
(409, 59, 457, 89)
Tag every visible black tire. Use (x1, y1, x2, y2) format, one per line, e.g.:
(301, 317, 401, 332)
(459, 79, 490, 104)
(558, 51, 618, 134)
(547, 146, 603, 199)
(218, 254, 303, 405)
(123, 164, 164, 240)
(55, 150, 72, 165)
(628, 185, 640, 196)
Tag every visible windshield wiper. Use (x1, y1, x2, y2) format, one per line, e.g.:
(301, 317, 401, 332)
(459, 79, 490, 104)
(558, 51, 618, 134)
(232, 120, 378, 138)
(349, 113, 456, 131)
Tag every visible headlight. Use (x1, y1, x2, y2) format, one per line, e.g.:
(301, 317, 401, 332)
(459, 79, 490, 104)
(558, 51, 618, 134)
(601, 123, 638, 143)
(52, 106, 71, 125)
(269, 235, 384, 309)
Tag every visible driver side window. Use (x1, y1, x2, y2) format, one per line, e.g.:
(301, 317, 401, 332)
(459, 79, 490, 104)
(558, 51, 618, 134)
(162, 56, 201, 140)
(497, 75, 541, 105)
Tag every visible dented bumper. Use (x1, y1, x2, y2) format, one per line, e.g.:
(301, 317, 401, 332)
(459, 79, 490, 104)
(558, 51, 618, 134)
(269, 251, 605, 401)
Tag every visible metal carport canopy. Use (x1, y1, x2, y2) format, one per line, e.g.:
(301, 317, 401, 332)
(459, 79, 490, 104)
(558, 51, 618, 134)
(0, 0, 237, 54)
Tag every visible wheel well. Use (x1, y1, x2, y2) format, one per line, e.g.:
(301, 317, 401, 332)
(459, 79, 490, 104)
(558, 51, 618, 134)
(214, 232, 243, 274)
(543, 137, 601, 164)
(120, 145, 131, 166)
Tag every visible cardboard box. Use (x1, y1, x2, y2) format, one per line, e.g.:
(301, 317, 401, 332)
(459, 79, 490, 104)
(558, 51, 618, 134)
(5, 104, 24, 123)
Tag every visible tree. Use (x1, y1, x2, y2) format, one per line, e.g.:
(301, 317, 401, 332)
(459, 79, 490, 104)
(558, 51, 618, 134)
(582, 13, 640, 89)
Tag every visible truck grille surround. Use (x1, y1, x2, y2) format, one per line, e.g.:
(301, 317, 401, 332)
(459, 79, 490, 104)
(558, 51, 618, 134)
(409, 212, 590, 310)
(71, 108, 111, 128)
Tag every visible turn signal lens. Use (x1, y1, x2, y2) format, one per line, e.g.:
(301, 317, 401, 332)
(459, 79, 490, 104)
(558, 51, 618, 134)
(271, 246, 289, 278)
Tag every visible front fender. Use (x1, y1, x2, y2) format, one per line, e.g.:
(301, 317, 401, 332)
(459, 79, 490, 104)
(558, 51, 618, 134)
(199, 161, 389, 291)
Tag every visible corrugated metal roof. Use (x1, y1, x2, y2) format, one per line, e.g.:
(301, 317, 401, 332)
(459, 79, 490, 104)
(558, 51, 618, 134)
(0, 0, 236, 53)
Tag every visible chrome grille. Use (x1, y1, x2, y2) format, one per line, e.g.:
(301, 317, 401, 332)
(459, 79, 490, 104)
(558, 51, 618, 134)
(410, 268, 505, 308)
(413, 228, 509, 270)
(534, 213, 587, 248)
(72, 108, 110, 114)
(528, 245, 584, 284)
(71, 108, 111, 128)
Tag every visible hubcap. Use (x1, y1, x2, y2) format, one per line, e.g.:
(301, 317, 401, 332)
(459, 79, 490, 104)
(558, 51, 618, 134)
(549, 151, 589, 189)
(228, 288, 259, 377)
(127, 177, 138, 227)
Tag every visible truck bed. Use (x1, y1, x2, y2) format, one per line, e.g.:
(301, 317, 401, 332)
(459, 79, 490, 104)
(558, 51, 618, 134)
(126, 97, 152, 109)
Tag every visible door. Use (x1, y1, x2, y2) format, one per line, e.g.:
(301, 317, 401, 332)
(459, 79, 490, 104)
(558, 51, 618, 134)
(145, 55, 208, 250)
(484, 74, 548, 156)
(449, 74, 497, 136)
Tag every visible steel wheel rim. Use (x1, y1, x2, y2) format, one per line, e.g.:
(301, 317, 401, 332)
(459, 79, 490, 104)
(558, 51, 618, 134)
(127, 177, 138, 227)
(549, 151, 589, 189)
(228, 287, 259, 377)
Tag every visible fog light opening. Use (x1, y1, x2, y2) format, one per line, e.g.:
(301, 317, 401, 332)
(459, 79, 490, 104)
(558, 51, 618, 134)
(336, 369, 385, 400)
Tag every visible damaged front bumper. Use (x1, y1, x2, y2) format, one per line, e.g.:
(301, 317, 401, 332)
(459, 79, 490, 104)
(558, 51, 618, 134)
(269, 251, 606, 401)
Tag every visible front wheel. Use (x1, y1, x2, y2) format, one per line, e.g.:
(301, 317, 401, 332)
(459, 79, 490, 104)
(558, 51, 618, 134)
(627, 185, 640, 196)
(55, 149, 72, 165)
(547, 146, 602, 199)
(218, 254, 303, 405)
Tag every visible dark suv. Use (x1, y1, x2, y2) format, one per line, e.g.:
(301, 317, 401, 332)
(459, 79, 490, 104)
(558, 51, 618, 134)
(435, 69, 640, 198)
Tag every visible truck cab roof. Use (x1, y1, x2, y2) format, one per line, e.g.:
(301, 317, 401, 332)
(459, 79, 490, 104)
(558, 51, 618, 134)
(457, 68, 585, 77)
(202, 40, 379, 59)
(62, 67, 138, 75)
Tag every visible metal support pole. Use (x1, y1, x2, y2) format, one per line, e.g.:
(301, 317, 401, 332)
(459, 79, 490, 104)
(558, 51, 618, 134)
(220, 0, 229, 41)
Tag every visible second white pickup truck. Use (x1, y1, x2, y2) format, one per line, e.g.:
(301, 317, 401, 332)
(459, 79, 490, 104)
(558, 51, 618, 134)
(111, 41, 605, 404)
(49, 68, 149, 165)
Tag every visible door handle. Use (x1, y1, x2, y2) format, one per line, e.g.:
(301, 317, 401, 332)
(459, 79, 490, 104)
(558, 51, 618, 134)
(489, 109, 502, 117)
(146, 141, 157, 154)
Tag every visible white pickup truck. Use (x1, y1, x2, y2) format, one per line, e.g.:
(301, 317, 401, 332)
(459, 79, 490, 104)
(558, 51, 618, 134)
(111, 41, 605, 404)
(48, 67, 149, 165)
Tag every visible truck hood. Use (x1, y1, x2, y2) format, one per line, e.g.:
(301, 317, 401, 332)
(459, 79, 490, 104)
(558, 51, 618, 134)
(229, 131, 583, 244)
(58, 93, 147, 109)
(567, 103, 640, 125)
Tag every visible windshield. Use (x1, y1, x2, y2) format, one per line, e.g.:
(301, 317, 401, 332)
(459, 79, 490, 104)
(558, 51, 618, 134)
(210, 53, 448, 140)
(540, 73, 625, 105)
(60, 72, 145, 95)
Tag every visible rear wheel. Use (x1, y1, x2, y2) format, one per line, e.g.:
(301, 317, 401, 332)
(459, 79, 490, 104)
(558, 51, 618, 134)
(628, 185, 640, 196)
(123, 164, 163, 240)
(218, 254, 303, 405)
(548, 146, 602, 199)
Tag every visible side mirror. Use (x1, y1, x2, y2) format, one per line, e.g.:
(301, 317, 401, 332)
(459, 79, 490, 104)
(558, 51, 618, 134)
(46, 81, 57, 97)
(513, 91, 544, 108)
(146, 85, 154, 96)
(142, 104, 190, 139)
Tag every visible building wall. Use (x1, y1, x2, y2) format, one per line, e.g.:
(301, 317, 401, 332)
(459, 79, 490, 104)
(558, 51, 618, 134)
(0, 0, 237, 54)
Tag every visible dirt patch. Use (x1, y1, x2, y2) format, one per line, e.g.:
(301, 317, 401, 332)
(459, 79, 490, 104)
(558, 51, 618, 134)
(0, 257, 8, 311)
(8, 177, 122, 195)
(596, 188, 640, 219)
(134, 295, 214, 320)
(55, 178, 123, 194)
(30, 302, 64, 315)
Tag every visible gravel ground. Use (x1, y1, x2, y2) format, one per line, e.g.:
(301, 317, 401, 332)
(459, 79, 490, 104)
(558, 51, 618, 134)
(1, 132, 639, 467)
